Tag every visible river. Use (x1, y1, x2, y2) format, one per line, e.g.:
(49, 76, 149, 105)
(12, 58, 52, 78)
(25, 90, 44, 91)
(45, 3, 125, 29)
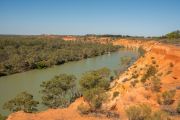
(0, 49, 139, 115)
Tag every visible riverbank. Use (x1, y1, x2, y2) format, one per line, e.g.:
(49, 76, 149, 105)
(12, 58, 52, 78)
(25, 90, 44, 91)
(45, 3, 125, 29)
(6, 39, 180, 120)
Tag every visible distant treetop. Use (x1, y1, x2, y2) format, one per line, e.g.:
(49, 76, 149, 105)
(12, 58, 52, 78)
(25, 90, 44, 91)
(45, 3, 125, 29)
(166, 30, 180, 39)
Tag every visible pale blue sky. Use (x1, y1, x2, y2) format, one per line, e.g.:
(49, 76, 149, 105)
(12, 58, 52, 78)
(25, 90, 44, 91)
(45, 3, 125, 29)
(0, 0, 180, 36)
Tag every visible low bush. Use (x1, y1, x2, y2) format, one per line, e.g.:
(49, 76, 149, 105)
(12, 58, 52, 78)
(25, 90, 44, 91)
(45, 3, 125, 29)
(151, 77, 161, 92)
(77, 103, 90, 114)
(126, 104, 171, 120)
(106, 111, 120, 119)
(113, 91, 120, 99)
(40, 74, 80, 108)
(120, 56, 132, 66)
(150, 110, 170, 120)
(130, 80, 139, 87)
(79, 68, 110, 111)
(162, 90, 176, 105)
(141, 65, 157, 83)
(3, 92, 39, 113)
(126, 104, 151, 120)
(138, 46, 145, 57)
(131, 73, 138, 79)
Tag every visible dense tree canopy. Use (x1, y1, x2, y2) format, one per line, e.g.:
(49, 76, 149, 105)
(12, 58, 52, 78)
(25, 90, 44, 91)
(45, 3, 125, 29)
(3, 92, 39, 113)
(0, 36, 120, 76)
(40, 74, 80, 108)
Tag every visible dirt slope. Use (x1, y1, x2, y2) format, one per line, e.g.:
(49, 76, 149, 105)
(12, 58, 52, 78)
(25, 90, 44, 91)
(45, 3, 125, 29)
(7, 39, 180, 120)
(111, 39, 180, 119)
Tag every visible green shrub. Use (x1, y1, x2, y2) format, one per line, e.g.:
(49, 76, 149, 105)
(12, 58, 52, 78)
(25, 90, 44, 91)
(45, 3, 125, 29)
(83, 88, 107, 109)
(162, 90, 176, 105)
(40, 74, 79, 108)
(151, 77, 161, 92)
(138, 46, 145, 57)
(150, 110, 170, 120)
(77, 103, 90, 114)
(113, 91, 120, 99)
(35, 61, 47, 69)
(141, 66, 157, 83)
(3, 92, 39, 113)
(106, 111, 120, 119)
(147, 65, 157, 76)
(126, 104, 172, 120)
(130, 80, 138, 87)
(79, 68, 110, 110)
(126, 104, 151, 120)
(120, 56, 132, 66)
(166, 30, 180, 39)
(131, 73, 138, 79)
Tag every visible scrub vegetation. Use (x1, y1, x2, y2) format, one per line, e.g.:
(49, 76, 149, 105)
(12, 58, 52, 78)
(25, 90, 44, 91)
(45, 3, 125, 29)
(79, 67, 110, 111)
(40, 74, 80, 108)
(126, 104, 171, 120)
(3, 92, 39, 113)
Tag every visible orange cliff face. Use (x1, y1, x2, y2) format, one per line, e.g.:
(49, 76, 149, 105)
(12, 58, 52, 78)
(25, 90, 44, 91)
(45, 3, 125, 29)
(110, 39, 180, 119)
(7, 39, 180, 120)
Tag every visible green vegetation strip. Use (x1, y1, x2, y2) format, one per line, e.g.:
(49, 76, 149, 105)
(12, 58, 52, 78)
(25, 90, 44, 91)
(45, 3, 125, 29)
(0, 36, 120, 76)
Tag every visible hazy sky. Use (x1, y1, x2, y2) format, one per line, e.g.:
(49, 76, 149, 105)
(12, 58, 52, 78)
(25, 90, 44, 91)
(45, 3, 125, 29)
(0, 0, 180, 36)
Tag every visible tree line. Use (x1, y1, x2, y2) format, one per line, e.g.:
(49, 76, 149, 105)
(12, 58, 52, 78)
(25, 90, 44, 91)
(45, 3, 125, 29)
(0, 35, 120, 76)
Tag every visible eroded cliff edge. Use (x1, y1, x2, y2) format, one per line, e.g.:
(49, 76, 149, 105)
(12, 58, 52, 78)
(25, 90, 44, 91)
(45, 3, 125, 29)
(7, 39, 180, 120)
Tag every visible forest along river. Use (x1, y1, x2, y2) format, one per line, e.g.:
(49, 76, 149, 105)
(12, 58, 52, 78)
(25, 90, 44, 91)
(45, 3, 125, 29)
(0, 49, 139, 115)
